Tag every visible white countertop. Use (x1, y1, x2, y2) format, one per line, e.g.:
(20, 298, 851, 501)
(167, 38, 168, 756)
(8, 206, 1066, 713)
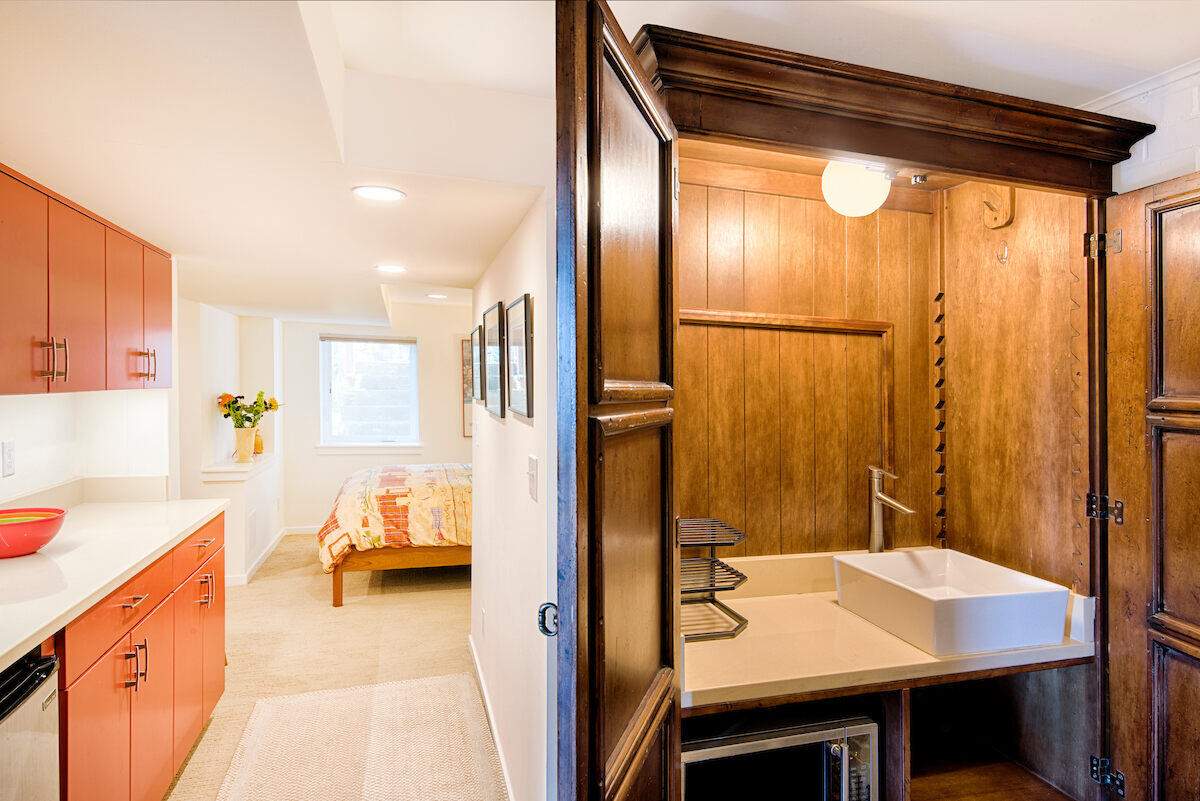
(0, 499, 228, 669)
(682, 591, 1095, 709)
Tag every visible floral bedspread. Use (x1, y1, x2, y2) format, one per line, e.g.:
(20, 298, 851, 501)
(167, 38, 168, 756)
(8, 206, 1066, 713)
(317, 463, 472, 573)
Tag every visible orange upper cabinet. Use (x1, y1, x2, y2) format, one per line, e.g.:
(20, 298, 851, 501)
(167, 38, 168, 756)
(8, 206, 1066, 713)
(0, 172, 49, 394)
(143, 247, 172, 388)
(105, 229, 146, 390)
(49, 200, 107, 393)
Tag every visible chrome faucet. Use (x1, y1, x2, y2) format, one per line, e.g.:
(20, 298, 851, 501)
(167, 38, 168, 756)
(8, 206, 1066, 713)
(868, 466, 916, 553)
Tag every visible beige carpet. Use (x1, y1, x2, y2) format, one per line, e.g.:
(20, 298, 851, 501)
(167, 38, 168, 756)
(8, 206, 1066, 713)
(166, 534, 480, 801)
(216, 675, 505, 801)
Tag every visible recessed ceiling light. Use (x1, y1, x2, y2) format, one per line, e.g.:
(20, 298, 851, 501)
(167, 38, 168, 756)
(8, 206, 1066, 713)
(426, 293, 448, 299)
(353, 185, 406, 202)
(376, 264, 406, 274)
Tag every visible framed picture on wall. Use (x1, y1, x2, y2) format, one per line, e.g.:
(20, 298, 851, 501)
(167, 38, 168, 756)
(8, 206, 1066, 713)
(483, 302, 505, 418)
(461, 337, 473, 438)
(506, 294, 533, 418)
(470, 325, 483, 402)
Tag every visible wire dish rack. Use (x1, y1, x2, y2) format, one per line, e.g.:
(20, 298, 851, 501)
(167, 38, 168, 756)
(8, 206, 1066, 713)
(679, 518, 749, 642)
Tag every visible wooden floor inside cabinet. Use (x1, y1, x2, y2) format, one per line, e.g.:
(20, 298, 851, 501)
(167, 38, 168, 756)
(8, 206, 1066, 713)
(907, 681, 1079, 801)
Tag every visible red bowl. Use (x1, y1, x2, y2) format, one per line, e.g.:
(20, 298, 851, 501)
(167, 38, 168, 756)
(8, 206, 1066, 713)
(0, 508, 66, 558)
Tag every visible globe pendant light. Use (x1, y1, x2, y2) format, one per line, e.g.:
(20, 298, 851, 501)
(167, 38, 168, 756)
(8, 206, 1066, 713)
(821, 161, 891, 217)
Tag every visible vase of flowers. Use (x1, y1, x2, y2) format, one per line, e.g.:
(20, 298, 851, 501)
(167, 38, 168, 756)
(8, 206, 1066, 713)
(217, 391, 280, 464)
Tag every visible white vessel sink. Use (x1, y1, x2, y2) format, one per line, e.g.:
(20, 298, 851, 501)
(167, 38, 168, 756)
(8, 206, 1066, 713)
(833, 550, 1069, 657)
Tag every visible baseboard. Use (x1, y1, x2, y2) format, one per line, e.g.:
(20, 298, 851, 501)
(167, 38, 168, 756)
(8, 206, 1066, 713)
(469, 634, 517, 801)
(226, 527, 287, 586)
(281, 525, 320, 536)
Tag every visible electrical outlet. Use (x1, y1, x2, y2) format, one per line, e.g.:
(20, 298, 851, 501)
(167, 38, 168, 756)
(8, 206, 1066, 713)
(1, 441, 14, 478)
(527, 455, 538, 501)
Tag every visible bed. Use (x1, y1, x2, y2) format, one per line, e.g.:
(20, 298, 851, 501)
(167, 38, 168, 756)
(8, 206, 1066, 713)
(317, 463, 472, 606)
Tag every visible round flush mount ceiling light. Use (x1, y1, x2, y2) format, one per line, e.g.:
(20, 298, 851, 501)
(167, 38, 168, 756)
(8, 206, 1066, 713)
(821, 161, 891, 217)
(353, 185, 406, 202)
(376, 264, 406, 274)
(426, 293, 448, 299)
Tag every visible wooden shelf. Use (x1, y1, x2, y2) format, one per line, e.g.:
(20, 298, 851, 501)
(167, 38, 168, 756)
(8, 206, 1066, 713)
(911, 758, 1072, 801)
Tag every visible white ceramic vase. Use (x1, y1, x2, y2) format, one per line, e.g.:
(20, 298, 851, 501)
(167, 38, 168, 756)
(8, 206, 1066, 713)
(234, 426, 257, 464)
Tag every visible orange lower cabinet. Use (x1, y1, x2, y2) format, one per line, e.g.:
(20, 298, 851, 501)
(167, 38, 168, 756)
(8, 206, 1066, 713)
(201, 548, 226, 720)
(172, 568, 205, 772)
(130, 596, 175, 801)
(63, 634, 135, 801)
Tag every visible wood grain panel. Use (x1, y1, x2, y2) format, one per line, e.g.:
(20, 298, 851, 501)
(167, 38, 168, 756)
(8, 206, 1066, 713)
(779, 330, 816, 553)
(778, 196, 813, 315)
(846, 215, 880, 549)
(1155, 640, 1200, 801)
(707, 326, 746, 556)
(744, 328, 781, 555)
(1159, 428, 1200, 630)
(674, 325, 708, 521)
(812, 203, 850, 551)
(706, 187, 743, 311)
(943, 183, 1083, 589)
(598, 423, 666, 762)
(678, 183, 708, 309)
(1160, 201, 1200, 399)
(105, 228, 145, 390)
(675, 166, 936, 555)
(598, 56, 663, 387)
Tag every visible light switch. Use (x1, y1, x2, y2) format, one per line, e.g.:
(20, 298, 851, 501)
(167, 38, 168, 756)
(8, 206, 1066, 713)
(527, 455, 538, 501)
(1, 441, 14, 478)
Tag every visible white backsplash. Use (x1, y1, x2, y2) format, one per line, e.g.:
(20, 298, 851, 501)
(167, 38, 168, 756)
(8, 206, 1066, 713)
(0, 390, 169, 504)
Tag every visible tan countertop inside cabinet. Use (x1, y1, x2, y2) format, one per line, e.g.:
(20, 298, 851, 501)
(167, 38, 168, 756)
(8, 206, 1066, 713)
(681, 550, 1095, 712)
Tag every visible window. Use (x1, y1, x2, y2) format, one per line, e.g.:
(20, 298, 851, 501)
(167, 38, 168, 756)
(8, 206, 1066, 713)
(319, 336, 419, 446)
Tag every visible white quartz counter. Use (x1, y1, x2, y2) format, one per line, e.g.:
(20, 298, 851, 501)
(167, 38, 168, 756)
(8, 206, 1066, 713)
(0, 499, 228, 669)
(682, 591, 1095, 709)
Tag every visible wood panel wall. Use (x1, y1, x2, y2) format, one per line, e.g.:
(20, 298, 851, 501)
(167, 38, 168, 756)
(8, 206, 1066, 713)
(674, 161, 940, 555)
(941, 182, 1090, 593)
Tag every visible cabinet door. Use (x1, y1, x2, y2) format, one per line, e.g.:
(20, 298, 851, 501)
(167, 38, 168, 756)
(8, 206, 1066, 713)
(142, 247, 172, 389)
(0, 172, 48, 395)
(202, 548, 226, 720)
(105, 229, 145, 389)
(172, 568, 205, 772)
(48, 200, 106, 392)
(63, 634, 134, 801)
(130, 596, 175, 801)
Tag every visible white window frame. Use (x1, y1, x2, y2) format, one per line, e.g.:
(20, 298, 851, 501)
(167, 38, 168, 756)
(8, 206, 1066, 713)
(317, 334, 422, 451)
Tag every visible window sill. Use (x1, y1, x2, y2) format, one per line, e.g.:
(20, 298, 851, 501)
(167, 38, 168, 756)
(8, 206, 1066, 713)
(314, 443, 424, 455)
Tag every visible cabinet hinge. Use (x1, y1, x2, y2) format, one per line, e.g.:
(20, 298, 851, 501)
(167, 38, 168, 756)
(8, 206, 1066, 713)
(1086, 230, 1123, 258)
(1086, 493, 1124, 525)
(1090, 756, 1125, 797)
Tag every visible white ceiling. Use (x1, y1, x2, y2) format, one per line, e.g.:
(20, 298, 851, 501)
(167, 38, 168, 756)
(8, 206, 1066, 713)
(0, 1, 1195, 321)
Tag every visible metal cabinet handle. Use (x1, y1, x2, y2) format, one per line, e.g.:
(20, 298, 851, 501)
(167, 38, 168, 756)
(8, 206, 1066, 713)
(57, 338, 69, 382)
(134, 639, 148, 682)
(134, 349, 152, 378)
(38, 338, 57, 382)
(196, 538, 216, 548)
(199, 574, 211, 605)
(150, 348, 158, 382)
(121, 594, 149, 610)
(123, 650, 139, 690)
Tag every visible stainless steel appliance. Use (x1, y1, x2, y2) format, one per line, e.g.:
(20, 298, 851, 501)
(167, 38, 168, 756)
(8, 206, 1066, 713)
(683, 716, 877, 801)
(0, 652, 60, 801)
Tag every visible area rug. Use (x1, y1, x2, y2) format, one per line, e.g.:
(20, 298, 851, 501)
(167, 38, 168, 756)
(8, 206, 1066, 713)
(216, 674, 508, 801)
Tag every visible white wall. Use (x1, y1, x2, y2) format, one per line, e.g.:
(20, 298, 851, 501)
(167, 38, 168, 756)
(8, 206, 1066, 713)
(469, 194, 555, 801)
(1082, 59, 1200, 193)
(280, 302, 473, 529)
(177, 299, 241, 477)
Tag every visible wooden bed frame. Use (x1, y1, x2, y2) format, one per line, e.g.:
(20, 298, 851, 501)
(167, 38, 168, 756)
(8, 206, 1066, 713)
(331, 545, 471, 607)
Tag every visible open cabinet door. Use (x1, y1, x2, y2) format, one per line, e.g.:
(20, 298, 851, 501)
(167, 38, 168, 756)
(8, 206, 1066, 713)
(556, 1, 681, 800)
(1106, 171, 1200, 801)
